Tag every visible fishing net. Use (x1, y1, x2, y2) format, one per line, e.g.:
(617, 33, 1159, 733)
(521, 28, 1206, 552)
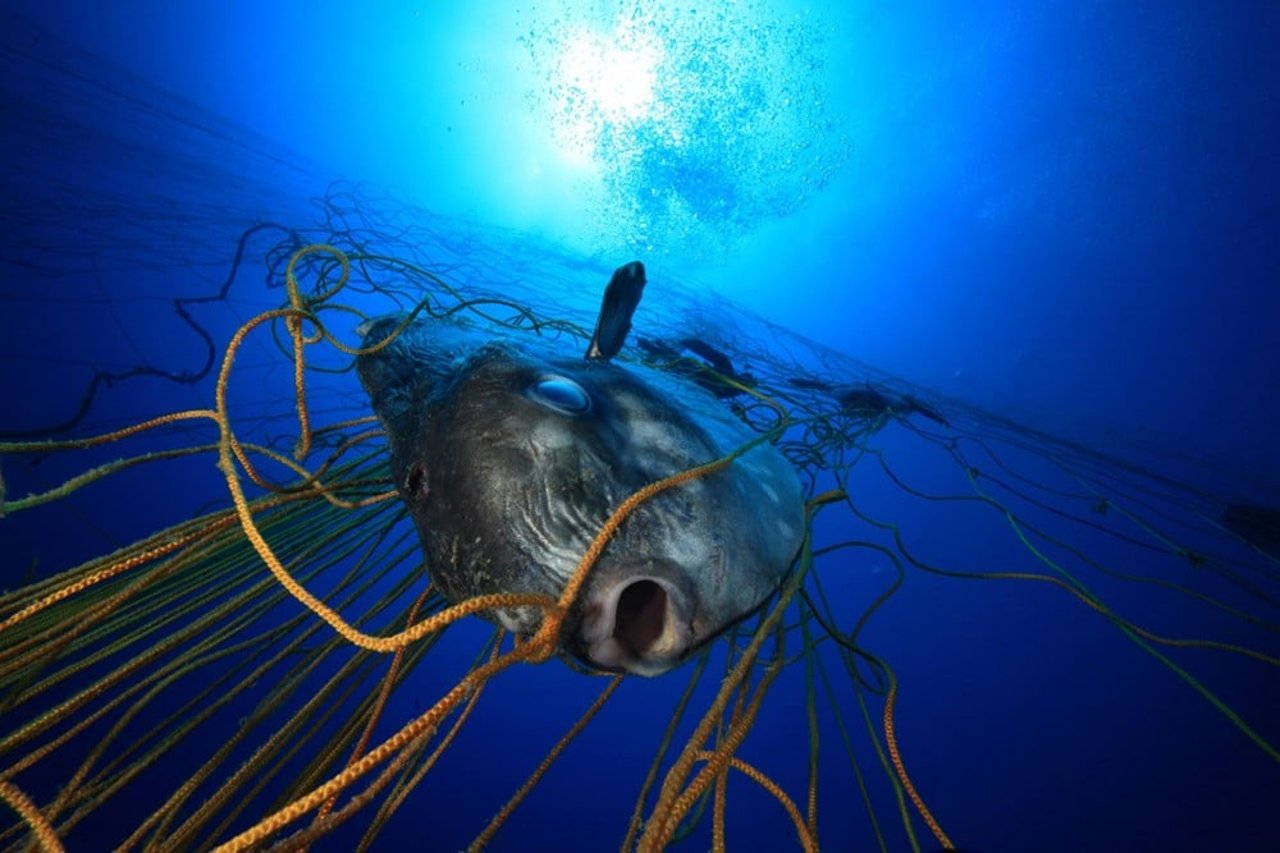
(1, 16, 1277, 853)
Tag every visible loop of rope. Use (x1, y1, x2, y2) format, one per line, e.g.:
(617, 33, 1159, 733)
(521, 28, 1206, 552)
(10, 238, 1264, 853)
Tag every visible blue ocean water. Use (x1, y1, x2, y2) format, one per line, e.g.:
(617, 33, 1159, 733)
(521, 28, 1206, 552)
(0, 1, 1277, 851)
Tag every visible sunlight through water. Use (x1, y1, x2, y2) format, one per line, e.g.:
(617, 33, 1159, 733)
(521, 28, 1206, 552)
(521, 1, 849, 256)
(557, 26, 665, 156)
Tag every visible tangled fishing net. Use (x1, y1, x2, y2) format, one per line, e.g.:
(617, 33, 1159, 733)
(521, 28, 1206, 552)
(1, 16, 1277, 853)
(1, 185, 1277, 850)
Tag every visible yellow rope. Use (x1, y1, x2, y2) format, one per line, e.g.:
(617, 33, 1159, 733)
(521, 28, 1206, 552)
(656, 646, 784, 845)
(0, 780, 64, 852)
(0, 242, 765, 849)
(2, 235, 1277, 853)
(692, 752, 818, 853)
(0, 410, 213, 454)
(283, 245, 349, 462)
(0, 523, 224, 636)
(3, 242, 777, 850)
(357, 636, 502, 851)
(212, 445, 755, 849)
(639, 497, 835, 849)
(209, 312, 763, 849)
(536, 453, 744, 650)
(211, 643, 538, 852)
(621, 653, 710, 852)
(310, 586, 431, 835)
(0, 243, 827, 851)
(708, 674, 753, 852)
(883, 678, 953, 849)
(265, 730, 430, 853)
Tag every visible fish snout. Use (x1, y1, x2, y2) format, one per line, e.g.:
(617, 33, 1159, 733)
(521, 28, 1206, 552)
(573, 559, 695, 677)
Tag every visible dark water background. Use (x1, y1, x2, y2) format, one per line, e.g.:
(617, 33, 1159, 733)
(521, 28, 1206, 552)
(1, 2, 1277, 851)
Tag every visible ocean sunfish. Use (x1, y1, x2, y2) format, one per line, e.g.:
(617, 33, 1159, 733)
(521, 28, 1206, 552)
(355, 262, 805, 676)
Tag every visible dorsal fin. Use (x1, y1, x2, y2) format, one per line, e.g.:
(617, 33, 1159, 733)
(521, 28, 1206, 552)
(585, 261, 646, 361)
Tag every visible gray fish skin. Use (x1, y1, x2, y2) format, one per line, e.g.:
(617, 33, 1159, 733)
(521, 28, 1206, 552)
(356, 317, 805, 677)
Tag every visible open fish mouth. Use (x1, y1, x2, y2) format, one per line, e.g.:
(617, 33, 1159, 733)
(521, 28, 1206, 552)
(570, 558, 697, 677)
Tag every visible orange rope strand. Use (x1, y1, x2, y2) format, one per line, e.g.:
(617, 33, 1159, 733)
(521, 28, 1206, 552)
(883, 679, 953, 849)
(0, 780, 64, 852)
(692, 752, 818, 853)
(311, 587, 431, 834)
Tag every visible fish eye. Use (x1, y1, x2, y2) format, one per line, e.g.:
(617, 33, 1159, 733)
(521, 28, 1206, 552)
(526, 375, 592, 415)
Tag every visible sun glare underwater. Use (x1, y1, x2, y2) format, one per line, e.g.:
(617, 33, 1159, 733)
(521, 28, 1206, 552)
(1, 1, 1277, 852)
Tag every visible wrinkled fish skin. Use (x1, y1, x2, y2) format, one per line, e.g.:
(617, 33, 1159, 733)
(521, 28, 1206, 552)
(357, 316, 804, 676)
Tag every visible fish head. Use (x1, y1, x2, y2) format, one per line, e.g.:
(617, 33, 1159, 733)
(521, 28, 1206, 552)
(359, 320, 805, 676)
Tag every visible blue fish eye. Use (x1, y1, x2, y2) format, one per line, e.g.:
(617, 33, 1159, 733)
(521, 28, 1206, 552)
(527, 375, 591, 415)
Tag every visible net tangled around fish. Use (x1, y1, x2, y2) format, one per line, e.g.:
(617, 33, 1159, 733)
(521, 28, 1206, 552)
(1, 190, 1277, 850)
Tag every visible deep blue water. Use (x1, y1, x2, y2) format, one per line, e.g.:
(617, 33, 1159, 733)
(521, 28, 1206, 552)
(1, 2, 1277, 851)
